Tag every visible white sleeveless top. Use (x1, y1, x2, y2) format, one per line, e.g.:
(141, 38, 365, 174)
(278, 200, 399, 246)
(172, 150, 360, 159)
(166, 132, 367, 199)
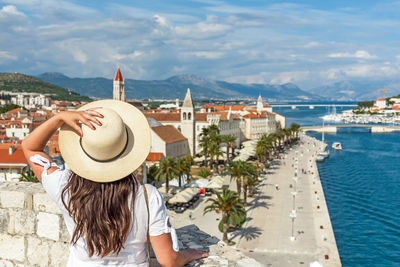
(31, 155, 178, 267)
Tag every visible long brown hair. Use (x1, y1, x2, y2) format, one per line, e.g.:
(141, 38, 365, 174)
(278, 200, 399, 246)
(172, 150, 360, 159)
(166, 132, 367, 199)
(62, 172, 137, 257)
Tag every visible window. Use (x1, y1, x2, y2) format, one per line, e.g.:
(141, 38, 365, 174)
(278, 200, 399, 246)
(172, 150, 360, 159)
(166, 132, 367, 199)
(188, 112, 191, 120)
(183, 112, 186, 120)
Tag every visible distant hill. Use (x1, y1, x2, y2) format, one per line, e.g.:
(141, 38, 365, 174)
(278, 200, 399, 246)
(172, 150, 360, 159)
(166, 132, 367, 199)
(37, 73, 325, 101)
(0, 73, 91, 102)
(310, 80, 400, 101)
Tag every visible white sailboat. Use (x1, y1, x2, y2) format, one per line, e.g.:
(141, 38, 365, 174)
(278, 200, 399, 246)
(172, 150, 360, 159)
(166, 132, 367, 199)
(318, 121, 330, 159)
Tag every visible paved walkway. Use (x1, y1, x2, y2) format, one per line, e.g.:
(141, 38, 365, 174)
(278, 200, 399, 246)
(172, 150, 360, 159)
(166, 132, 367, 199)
(168, 136, 341, 267)
(237, 136, 341, 266)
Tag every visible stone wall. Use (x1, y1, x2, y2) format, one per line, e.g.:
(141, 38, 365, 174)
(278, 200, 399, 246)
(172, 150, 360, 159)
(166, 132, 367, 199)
(0, 182, 262, 267)
(0, 182, 69, 266)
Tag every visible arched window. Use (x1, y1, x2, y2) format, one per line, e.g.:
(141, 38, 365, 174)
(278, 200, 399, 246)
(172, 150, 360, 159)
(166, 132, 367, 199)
(188, 112, 191, 120)
(183, 112, 186, 120)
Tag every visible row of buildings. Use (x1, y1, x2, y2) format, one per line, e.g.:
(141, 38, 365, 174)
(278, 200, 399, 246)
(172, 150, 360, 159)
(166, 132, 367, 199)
(0, 92, 52, 109)
(0, 68, 285, 181)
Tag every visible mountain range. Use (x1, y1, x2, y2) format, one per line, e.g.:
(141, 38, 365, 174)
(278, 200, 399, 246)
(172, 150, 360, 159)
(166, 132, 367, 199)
(309, 80, 400, 101)
(37, 73, 324, 101)
(0, 73, 91, 102)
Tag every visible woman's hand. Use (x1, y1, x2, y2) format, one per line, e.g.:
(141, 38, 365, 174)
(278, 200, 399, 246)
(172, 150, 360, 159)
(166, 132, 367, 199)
(56, 109, 103, 137)
(180, 248, 209, 263)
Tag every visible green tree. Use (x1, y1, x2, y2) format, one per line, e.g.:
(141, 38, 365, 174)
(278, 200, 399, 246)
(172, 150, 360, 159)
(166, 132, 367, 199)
(203, 188, 246, 244)
(176, 158, 187, 187)
(242, 163, 258, 205)
(19, 169, 39, 183)
(225, 160, 246, 198)
(289, 122, 301, 140)
(222, 134, 236, 163)
(155, 157, 177, 193)
(198, 168, 211, 179)
(184, 154, 194, 183)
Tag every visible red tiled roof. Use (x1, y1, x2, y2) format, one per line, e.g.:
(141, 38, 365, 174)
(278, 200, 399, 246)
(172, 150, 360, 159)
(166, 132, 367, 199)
(376, 98, 385, 101)
(146, 152, 163, 162)
(152, 125, 187, 144)
(143, 112, 181, 122)
(196, 113, 207, 122)
(0, 146, 27, 165)
(114, 67, 123, 81)
(243, 113, 266, 118)
(214, 105, 244, 111)
(6, 108, 21, 114)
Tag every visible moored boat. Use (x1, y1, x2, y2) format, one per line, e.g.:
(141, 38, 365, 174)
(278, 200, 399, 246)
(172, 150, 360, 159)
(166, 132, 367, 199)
(332, 142, 342, 150)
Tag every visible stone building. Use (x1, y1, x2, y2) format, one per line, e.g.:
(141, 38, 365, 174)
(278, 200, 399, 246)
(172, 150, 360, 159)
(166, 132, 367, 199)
(180, 89, 196, 156)
(0, 144, 27, 181)
(150, 125, 190, 159)
(113, 67, 126, 101)
(143, 89, 242, 156)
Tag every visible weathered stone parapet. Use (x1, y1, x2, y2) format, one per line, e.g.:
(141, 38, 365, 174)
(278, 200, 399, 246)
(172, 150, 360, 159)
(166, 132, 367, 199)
(0, 182, 261, 267)
(0, 182, 69, 266)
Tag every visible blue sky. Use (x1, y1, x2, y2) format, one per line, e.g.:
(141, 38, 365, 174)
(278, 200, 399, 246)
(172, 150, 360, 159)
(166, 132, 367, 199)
(1, 0, 400, 89)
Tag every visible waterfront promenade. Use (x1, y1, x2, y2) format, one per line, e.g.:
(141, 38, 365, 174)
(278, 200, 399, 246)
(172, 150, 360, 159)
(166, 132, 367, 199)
(237, 135, 341, 266)
(169, 136, 341, 266)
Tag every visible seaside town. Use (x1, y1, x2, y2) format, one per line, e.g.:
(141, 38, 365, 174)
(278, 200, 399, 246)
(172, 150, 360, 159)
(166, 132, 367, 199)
(322, 94, 400, 125)
(0, 68, 343, 266)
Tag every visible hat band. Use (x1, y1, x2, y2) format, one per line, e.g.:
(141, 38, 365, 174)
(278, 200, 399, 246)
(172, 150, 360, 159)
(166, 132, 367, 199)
(79, 127, 129, 163)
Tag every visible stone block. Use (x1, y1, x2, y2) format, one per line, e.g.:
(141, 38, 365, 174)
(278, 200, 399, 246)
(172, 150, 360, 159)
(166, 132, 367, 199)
(27, 236, 49, 266)
(60, 220, 70, 243)
(0, 260, 14, 267)
(0, 191, 25, 209)
(34, 192, 62, 214)
(0, 234, 25, 261)
(8, 209, 35, 235)
(50, 242, 69, 267)
(0, 210, 8, 233)
(37, 212, 60, 241)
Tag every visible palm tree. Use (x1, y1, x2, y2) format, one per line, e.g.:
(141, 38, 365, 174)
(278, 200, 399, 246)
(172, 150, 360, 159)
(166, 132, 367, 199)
(222, 134, 236, 163)
(198, 168, 211, 179)
(199, 127, 210, 166)
(176, 158, 186, 187)
(226, 160, 246, 198)
(155, 157, 177, 193)
(242, 163, 258, 205)
(184, 154, 194, 183)
(290, 122, 301, 140)
(203, 188, 246, 244)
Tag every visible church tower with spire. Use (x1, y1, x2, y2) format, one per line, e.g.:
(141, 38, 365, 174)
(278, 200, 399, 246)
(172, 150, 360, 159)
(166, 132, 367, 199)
(113, 67, 126, 101)
(181, 88, 196, 156)
(257, 94, 263, 113)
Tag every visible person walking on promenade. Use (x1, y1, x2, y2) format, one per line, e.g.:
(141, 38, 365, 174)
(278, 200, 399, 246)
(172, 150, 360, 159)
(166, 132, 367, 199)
(22, 99, 208, 267)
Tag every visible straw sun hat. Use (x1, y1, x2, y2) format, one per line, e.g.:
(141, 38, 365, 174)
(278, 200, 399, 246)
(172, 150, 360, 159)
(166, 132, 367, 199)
(59, 99, 151, 182)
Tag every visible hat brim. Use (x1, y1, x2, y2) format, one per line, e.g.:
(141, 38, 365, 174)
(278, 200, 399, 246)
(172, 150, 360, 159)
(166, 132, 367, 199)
(59, 99, 151, 182)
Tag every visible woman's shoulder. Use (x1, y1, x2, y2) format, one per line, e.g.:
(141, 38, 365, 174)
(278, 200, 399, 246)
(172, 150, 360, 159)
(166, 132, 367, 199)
(137, 184, 165, 207)
(137, 183, 160, 198)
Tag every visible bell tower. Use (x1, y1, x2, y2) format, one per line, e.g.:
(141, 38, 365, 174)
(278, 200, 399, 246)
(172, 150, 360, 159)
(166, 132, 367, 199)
(113, 67, 126, 101)
(180, 88, 196, 156)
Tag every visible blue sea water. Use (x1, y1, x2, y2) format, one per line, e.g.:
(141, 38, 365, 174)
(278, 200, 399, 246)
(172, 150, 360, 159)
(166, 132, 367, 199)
(274, 105, 400, 267)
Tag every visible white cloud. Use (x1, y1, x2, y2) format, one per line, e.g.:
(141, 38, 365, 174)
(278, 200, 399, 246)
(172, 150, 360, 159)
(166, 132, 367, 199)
(328, 50, 377, 59)
(304, 41, 320, 48)
(0, 5, 25, 16)
(184, 51, 224, 59)
(0, 50, 17, 62)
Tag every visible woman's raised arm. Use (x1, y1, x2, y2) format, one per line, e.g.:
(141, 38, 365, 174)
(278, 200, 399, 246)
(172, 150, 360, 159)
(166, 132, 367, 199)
(21, 109, 102, 182)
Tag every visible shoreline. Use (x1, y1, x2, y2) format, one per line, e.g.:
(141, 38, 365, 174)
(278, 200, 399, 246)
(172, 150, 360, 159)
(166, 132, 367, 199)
(168, 135, 341, 266)
(304, 135, 341, 266)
